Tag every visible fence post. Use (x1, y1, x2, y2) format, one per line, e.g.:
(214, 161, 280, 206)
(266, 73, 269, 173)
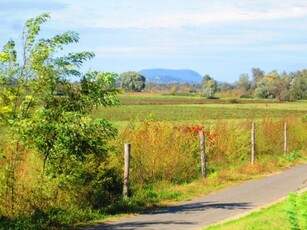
(284, 123, 287, 156)
(199, 130, 206, 179)
(251, 122, 255, 165)
(123, 143, 131, 199)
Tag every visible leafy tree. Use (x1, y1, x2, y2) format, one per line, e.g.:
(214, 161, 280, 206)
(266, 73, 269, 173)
(255, 71, 290, 101)
(235, 74, 250, 94)
(119, 71, 146, 92)
(202, 74, 212, 83)
(218, 82, 232, 92)
(251, 67, 265, 84)
(202, 74, 217, 98)
(290, 70, 307, 100)
(271, 74, 290, 101)
(255, 77, 273, 99)
(0, 13, 120, 216)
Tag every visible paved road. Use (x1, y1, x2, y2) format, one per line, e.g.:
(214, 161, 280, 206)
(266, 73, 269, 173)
(87, 164, 307, 230)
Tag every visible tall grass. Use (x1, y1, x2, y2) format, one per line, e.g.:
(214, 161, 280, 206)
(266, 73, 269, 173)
(256, 117, 307, 157)
(112, 116, 306, 192)
(113, 121, 200, 186)
(102, 116, 306, 220)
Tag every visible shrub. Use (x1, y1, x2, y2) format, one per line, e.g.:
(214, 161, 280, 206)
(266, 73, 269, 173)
(285, 192, 307, 230)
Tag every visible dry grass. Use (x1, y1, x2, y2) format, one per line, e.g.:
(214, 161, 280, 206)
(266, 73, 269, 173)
(111, 117, 306, 195)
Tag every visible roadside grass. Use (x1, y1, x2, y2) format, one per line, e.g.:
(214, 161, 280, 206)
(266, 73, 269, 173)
(204, 191, 307, 230)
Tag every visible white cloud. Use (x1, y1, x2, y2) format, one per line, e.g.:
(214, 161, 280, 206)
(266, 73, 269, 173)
(50, 0, 307, 29)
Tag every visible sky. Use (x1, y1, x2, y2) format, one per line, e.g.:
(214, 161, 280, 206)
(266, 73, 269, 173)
(1, 0, 307, 83)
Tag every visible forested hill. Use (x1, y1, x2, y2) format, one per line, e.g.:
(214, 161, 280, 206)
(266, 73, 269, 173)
(140, 68, 202, 83)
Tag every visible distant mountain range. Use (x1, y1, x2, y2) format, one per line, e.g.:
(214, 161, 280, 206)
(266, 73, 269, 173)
(139, 68, 202, 83)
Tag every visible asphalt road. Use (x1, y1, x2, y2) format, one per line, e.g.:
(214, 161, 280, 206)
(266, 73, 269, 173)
(87, 164, 307, 230)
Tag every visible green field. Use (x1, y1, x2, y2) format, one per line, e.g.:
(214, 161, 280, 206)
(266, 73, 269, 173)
(93, 94, 307, 124)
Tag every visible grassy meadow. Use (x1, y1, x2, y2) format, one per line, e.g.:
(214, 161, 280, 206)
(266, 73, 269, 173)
(94, 93, 307, 125)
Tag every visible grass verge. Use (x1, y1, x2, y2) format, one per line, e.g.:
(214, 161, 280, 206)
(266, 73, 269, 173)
(204, 191, 307, 230)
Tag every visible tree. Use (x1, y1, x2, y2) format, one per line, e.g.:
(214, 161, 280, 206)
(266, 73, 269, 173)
(255, 77, 273, 99)
(290, 70, 307, 100)
(271, 74, 290, 101)
(251, 67, 265, 84)
(0, 13, 120, 216)
(119, 71, 146, 92)
(201, 74, 217, 98)
(202, 74, 212, 83)
(218, 82, 232, 92)
(254, 71, 290, 100)
(235, 74, 250, 94)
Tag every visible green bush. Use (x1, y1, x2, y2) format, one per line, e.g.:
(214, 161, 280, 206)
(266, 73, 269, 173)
(285, 192, 307, 230)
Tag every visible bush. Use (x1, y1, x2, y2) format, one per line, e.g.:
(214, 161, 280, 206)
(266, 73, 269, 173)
(285, 192, 307, 230)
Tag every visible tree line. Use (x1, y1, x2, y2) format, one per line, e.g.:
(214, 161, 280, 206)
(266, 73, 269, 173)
(206, 68, 307, 101)
(118, 68, 307, 101)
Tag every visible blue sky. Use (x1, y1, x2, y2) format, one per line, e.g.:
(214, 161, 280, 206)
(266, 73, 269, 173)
(1, 0, 307, 82)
